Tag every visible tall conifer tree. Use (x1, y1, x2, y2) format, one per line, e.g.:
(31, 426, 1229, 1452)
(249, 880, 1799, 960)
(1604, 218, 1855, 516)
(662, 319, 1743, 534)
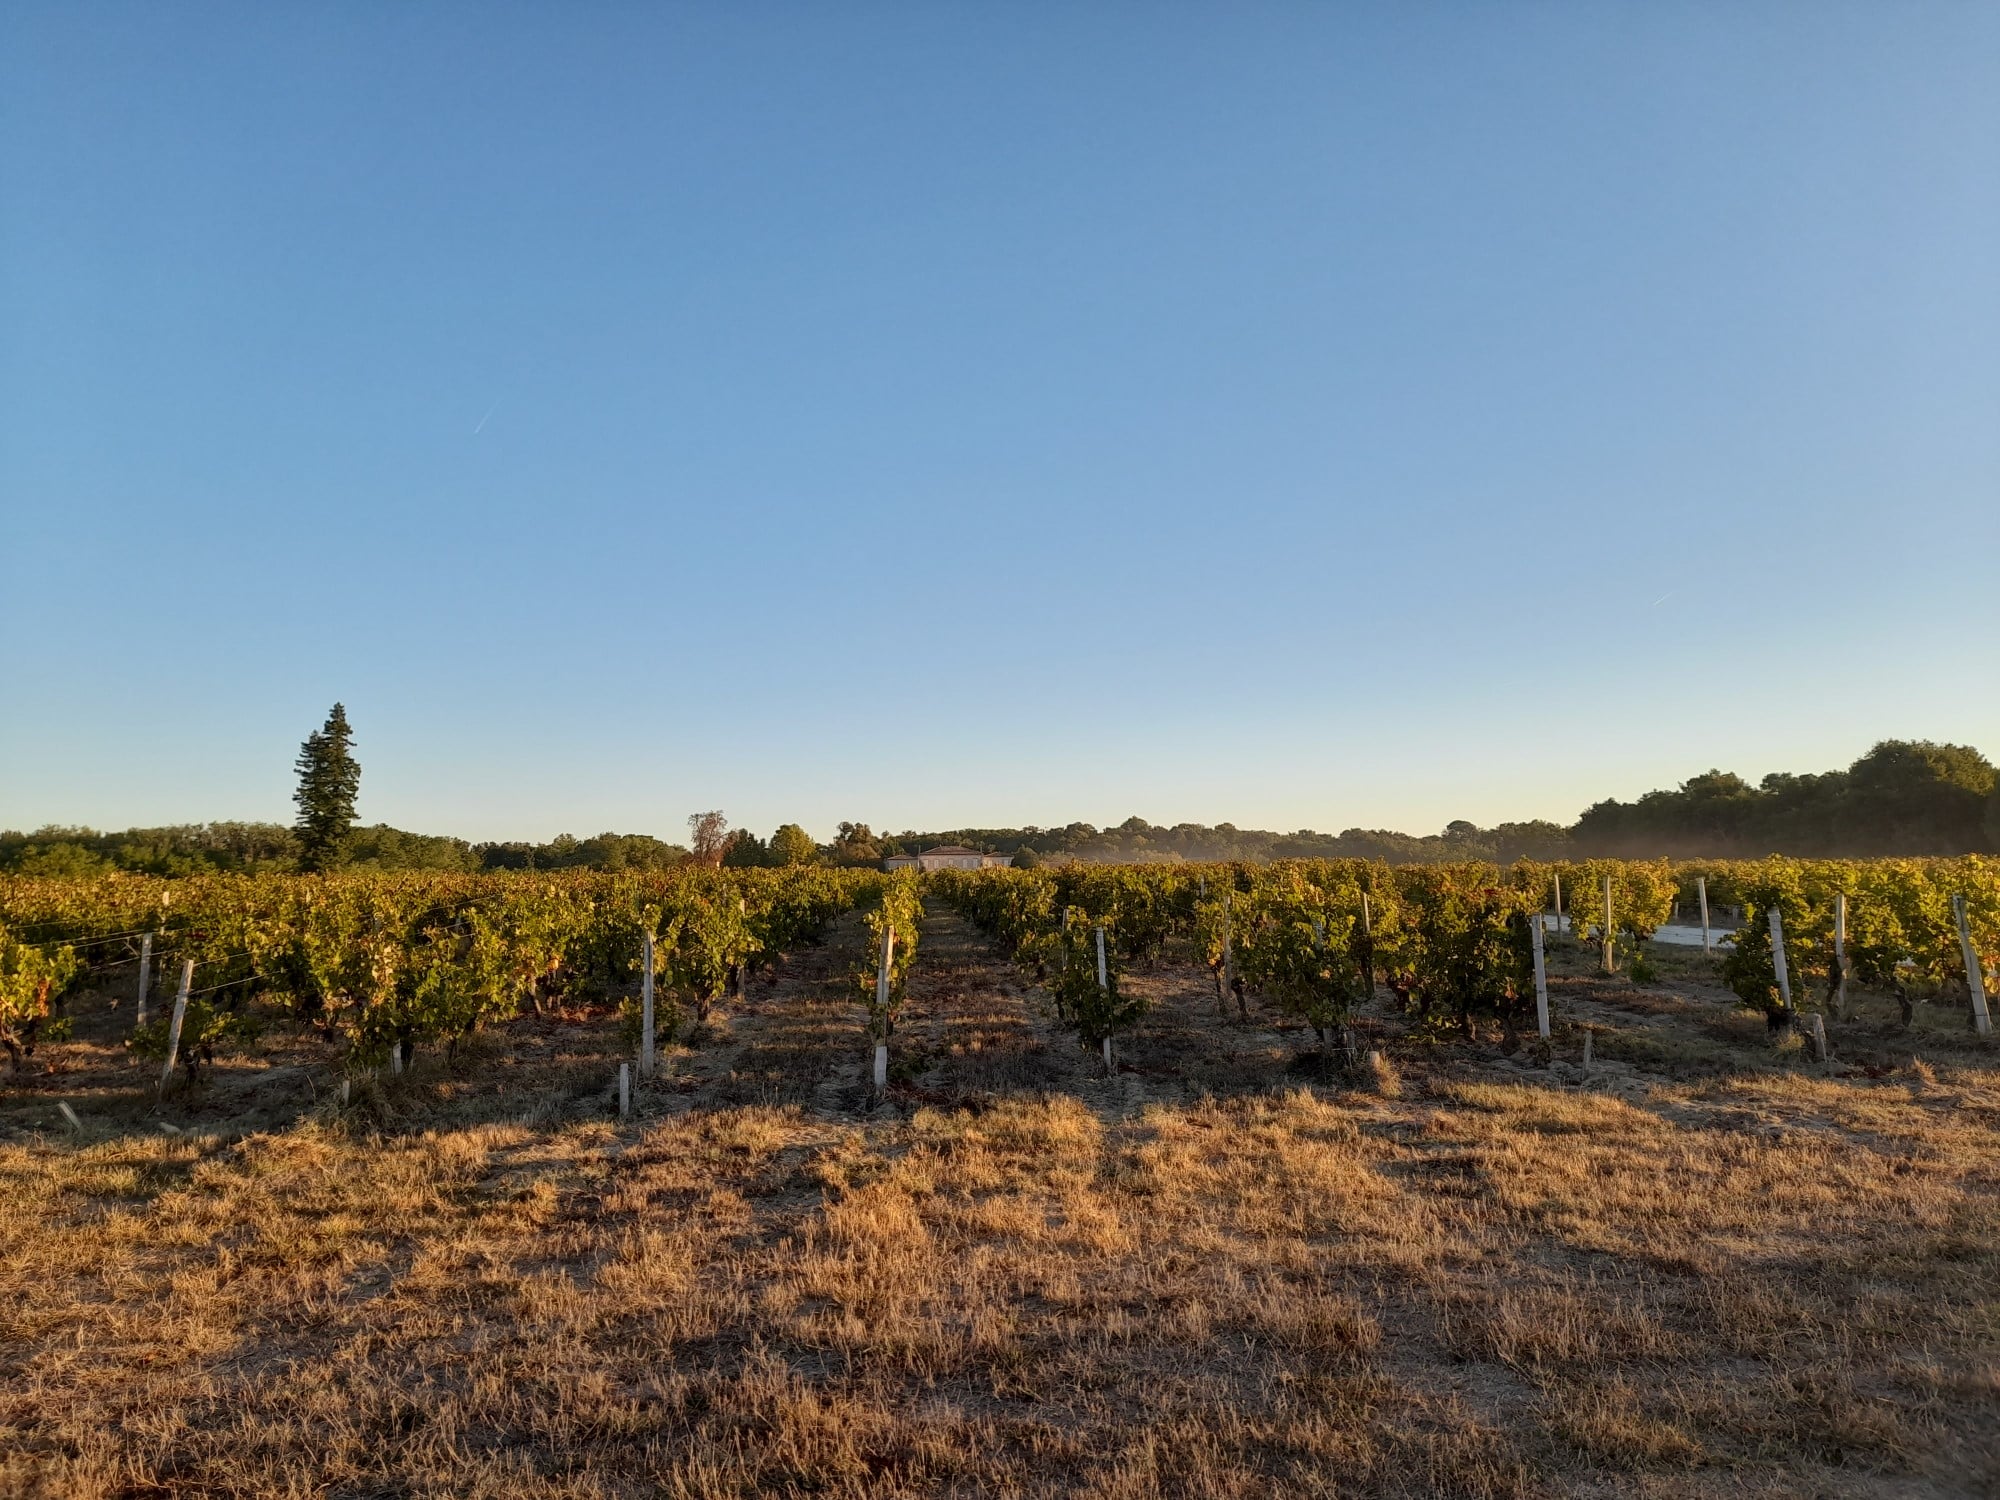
(294, 703, 361, 871)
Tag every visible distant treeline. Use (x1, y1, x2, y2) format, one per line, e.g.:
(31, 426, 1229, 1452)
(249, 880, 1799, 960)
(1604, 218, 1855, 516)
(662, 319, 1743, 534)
(0, 824, 694, 879)
(884, 741, 2000, 864)
(873, 820, 1578, 866)
(4, 740, 1994, 876)
(1569, 740, 1998, 858)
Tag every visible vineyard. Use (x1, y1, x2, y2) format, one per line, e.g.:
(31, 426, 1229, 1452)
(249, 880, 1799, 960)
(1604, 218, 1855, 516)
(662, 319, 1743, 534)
(0, 867, 878, 1081)
(2, 856, 1997, 1497)
(935, 854, 2000, 1054)
(6, 856, 1993, 1099)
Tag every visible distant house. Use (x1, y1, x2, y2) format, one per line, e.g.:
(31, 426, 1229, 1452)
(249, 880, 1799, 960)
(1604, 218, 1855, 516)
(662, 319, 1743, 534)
(884, 845, 1013, 873)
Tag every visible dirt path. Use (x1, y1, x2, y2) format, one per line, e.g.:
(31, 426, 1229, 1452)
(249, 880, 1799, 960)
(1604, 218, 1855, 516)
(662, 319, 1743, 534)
(896, 905, 1090, 1102)
(657, 904, 1259, 1123)
(891, 906, 1359, 1119)
(639, 911, 871, 1115)
(658, 905, 1100, 1121)
(573, 911, 1757, 1126)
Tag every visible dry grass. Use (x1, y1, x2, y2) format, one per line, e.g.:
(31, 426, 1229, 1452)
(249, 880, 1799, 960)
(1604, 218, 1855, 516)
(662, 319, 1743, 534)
(2, 916, 1996, 1497)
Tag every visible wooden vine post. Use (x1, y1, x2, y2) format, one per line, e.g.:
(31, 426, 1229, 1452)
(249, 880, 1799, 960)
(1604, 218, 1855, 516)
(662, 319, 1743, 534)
(873, 924, 895, 1091)
(135, 932, 154, 1028)
(1552, 874, 1563, 940)
(1360, 890, 1376, 1000)
(1222, 890, 1236, 1015)
(639, 931, 657, 1079)
(736, 894, 750, 995)
(1056, 905, 1073, 1021)
(158, 959, 193, 1095)
(1952, 895, 1992, 1036)
(1696, 877, 1710, 954)
(1769, 906, 1793, 1015)
(1600, 872, 1615, 975)
(1096, 925, 1113, 1072)
(1530, 904, 1550, 1039)
(1832, 893, 1848, 1022)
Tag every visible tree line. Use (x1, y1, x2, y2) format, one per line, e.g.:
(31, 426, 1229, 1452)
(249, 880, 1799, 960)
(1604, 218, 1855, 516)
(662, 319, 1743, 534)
(874, 741, 2000, 864)
(1, 707, 863, 879)
(4, 707, 1994, 876)
(0, 818, 875, 880)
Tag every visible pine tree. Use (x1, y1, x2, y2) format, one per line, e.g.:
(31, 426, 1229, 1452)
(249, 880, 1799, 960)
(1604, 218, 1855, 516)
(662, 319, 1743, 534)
(294, 703, 361, 872)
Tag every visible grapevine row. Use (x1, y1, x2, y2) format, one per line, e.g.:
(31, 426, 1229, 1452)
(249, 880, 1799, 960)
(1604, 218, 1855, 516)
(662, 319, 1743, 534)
(852, 872, 923, 1090)
(934, 855, 1999, 1048)
(0, 867, 878, 1077)
(6, 856, 1993, 1082)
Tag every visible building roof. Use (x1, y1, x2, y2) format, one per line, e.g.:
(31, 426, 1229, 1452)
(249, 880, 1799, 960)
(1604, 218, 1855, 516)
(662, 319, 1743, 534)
(921, 845, 985, 856)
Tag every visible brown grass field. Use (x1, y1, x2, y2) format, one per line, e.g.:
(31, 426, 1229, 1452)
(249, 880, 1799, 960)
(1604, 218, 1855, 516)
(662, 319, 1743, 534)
(2, 910, 1996, 1498)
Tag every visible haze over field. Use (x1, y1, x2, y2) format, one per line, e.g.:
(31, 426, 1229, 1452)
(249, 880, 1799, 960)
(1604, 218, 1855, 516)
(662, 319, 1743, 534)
(4, 5, 1997, 837)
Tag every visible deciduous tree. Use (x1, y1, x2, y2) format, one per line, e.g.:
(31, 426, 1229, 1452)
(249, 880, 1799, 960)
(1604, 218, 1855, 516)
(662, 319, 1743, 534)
(769, 823, 817, 867)
(827, 822, 883, 867)
(687, 811, 730, 867)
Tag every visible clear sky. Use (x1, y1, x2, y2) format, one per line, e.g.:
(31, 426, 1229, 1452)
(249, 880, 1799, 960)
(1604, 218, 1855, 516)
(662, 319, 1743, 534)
(4, 4, 1997, 844)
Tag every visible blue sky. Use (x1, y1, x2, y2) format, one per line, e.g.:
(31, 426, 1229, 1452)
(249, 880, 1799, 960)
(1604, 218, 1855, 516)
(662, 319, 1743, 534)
(5, 4, 1997, 843)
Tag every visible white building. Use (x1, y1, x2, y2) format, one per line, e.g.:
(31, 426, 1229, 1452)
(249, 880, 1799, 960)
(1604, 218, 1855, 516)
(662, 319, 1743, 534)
(884, 845, 1013, 873)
